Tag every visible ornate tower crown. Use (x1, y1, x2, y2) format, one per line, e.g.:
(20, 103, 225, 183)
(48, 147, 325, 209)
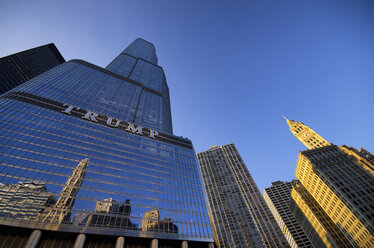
(283, 116, 331, 149)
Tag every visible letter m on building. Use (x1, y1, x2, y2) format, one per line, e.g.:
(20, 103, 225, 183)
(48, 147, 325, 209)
(125, 123, 143, 135)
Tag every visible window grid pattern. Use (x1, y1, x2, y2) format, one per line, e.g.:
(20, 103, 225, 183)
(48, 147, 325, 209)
(198, 144, 289, 248)
(264, 181, 313, 248)
(295, 145, 374, 247)
(286, 119, 331, 150)
(0, 61, 212, 242)
(104, 43, 172, 134)
(0, 43, 64, 94)
(290, 182, 340, 248)
(11, 60, 171, 134)
(120, 39, 158, 65)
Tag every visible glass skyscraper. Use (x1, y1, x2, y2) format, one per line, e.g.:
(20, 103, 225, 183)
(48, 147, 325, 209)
(0, 43, 65, 94)
(0, 38, 214, 248)
(197, 144, 289, 248)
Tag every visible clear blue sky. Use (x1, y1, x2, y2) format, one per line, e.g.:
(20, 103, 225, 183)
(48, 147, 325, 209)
(1, 0, 373, 192)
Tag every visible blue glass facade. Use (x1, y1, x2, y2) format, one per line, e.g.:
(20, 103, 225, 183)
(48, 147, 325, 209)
(106, 38, 172, 134)
(0, 39, 213, 244)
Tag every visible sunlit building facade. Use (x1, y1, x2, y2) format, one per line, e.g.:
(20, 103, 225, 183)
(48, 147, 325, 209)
(285, 118, 374, 248)
(197, 144, 289, 248)
(264, 180, 313, 248)
(290, 181, 349, 248)
(340, 145, 374, 176)
(0, 38, 214, 248)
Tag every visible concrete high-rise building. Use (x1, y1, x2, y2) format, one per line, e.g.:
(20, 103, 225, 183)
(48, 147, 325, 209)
(283, 117, 331, 150)
(197, 143, 289, 248)
(285, 118, 374, 248)
(340, 145, 374, 176)
(264, 180, 314, 248)
(0, 43, 65, 94)
(0, 39, 214, 248)
(290, 181, 350, 248)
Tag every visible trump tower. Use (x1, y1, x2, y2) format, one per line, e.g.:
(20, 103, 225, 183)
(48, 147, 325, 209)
(0, 39, 214, 248)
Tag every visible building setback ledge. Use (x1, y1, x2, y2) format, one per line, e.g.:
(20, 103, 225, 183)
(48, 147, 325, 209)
(70, 59, 163, 97)
(1, 91, 193, 149)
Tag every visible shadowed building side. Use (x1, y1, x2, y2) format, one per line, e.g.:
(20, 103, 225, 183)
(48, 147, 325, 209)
(0, 43, 65, 94)
(290, 181, 350, 248)
(340, 145, 374, 176)
(264, 180, 314, 248)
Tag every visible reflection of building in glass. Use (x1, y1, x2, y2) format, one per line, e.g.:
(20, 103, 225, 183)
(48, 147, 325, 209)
(86, 198, 135, 229)
(0, 39, 214, 247)
(37, 158, 89, 225)
(142, 209, 160, 231)
(0, 43, 65, 94)
(95, 198, 131, 214)
(0, 181, 54, 221)
(197, 144, 289, 248)
(285, 118, 374, 247)
(142, 209, 178, 234)
(264, 180, 314, 248)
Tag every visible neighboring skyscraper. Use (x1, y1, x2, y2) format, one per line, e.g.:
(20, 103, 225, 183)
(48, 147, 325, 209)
(264, 180, 314, 248)
(283, 117, 330, 150)
(290, 181, 350, 248)
(285, 118, 374, 248)
(0, 43, 65, 94)
(340, 145, 374, 176)
(197, 143, 289, 248)
(0, 38, 214, 247)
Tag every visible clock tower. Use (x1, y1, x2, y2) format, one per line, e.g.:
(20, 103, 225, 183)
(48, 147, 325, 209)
(283, 116, 331, 149)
